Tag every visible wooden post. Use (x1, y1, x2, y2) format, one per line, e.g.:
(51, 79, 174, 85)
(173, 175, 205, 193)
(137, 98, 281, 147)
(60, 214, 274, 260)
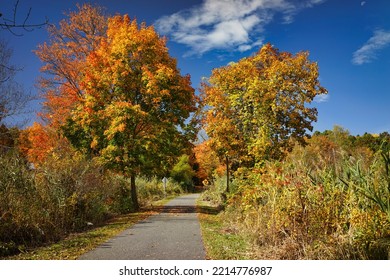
(162, 177, 168, 197)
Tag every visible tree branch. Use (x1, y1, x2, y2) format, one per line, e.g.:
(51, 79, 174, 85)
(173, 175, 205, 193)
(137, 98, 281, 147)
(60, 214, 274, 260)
(0, 0, 48, 36)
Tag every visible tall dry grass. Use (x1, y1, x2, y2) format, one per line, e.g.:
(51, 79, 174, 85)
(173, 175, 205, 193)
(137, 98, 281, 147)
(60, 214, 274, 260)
(211, 140, 390, 259)
(0, 148, 184, 257)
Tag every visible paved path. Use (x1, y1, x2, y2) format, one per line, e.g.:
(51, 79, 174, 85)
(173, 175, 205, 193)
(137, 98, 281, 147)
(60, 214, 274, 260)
(79, 193, 206, 260)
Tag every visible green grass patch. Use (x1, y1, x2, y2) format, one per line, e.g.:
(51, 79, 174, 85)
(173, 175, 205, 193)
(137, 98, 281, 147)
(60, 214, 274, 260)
(197, 201, 250, 260)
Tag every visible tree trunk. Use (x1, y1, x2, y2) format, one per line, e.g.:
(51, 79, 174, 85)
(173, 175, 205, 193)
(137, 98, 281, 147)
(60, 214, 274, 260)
(225, 155, 230, 193)
(130, 174, 139, 211)
(220, 155, 230, 205)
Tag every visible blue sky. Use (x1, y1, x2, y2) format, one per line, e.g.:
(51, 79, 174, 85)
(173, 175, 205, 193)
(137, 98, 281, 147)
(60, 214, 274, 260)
(2, 0, 390, 135)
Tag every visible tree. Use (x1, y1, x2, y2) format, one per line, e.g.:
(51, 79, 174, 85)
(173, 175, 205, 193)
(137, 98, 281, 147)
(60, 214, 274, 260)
(0, 0, 48, 153)
(1, 0, 48, 36)
(18, 122, 58, 164)
(0, 125, 19, 153)
(0, 38, 32, 152)
(202, 43, 327, 171)
(24, 4, 107, 165)
(193, 140, 223, 182)
(170, 155, 195, 191)
(0, 39, 29, 124)
(63, 15, 198, 210)
(34, 3, 107, 129)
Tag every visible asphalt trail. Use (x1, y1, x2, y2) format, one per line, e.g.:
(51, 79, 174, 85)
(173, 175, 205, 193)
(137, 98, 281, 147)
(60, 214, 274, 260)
(79, 193, 206, 260)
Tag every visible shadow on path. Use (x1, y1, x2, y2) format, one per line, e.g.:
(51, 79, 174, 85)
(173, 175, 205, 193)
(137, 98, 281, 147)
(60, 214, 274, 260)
(148, 205, 223, 215)
(79, 193, 208, 259)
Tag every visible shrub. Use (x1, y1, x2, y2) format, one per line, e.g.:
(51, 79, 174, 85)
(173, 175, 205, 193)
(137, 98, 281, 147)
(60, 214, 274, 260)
(136, 176, 183, 206)
(170, 155, 195, 191)
(107, 174, 134, 214)
(0, 146, 185, 257)
(200, 175, 230, 208)
(0, 149, 121, 256)
(34, 150, 111, 236)
(0, 151, 43, 254)
(205, 140, 390, 259)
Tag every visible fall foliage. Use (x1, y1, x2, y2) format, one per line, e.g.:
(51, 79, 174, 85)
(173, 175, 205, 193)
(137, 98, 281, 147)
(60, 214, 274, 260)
(193, 140, 224, 182)
(21, 4, 108, 165)
(62, 15, 197, 209)
(34, 3, 107, 128)
(2, 2, 388, 261)
(201, 43, 327, 167)
(17, 122, 70, 165)
(27, 5, 198, 210)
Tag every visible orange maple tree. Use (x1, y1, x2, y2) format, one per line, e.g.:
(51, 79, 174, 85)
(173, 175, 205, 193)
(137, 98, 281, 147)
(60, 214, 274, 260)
(23, 4, 107, 164)
(62, 15, 198, 209)
(18, 122, 55, 164)
(35, 3, 106, 126)
(193, 140, 224, 182)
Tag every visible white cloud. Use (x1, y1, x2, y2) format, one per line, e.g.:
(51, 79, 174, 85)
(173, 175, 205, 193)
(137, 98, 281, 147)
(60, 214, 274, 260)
(155, 0, 326, 56)
(352, 30, 390, 65)
(314, 93, 329, 103)
(307, 0, 326, 6)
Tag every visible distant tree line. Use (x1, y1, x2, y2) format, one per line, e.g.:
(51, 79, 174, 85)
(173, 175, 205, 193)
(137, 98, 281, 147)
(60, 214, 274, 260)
(313, 126, 390, 153)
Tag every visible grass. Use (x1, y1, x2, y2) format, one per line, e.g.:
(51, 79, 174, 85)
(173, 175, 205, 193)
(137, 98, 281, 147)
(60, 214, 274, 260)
(3, 196, 176, 260)
(197, 200, 250, 260)
(3, 211, 154, 260)
(4, 192, 253, 260)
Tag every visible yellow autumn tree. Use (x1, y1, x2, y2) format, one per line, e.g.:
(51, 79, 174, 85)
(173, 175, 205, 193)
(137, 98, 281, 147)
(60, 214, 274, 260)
(202, 43, 327, 167)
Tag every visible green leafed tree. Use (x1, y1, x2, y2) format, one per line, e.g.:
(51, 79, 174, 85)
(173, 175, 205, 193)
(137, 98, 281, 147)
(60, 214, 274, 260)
(170, 154, 195, 191)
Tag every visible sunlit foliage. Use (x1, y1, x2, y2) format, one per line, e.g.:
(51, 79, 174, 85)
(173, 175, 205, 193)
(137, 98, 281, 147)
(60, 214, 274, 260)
(202, 43, 327, 166)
